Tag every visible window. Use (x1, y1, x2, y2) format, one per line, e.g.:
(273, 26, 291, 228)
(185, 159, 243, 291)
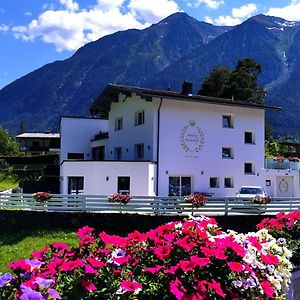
(245, 131, 254, 144)
(222, 147, 233, 159)
(224, 177, 233, 188)
(135, 110, 145, 126)
(169, 176, 191, 196)
(92, 146, 105, 161)
(266, 180, 271, 186)
(244, 162, 255, 174)
(118, 176, 130, 194)
(67, 153, 84, 159)
(223, 115, 233, 128)
(210, 177, 219, 188)
(115, 117, 123, 131)
(68, 177, 84, 194)
(114, 147, 122, 160)
(134, 143, 144, 160)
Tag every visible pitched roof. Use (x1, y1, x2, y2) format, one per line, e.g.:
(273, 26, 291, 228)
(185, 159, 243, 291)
(90, 84, 281, 117)
(16, 133, 60, 139)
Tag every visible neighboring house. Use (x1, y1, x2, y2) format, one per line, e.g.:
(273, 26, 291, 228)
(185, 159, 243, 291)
(16, 132, 60, 156)
(60, 83, 299, 197)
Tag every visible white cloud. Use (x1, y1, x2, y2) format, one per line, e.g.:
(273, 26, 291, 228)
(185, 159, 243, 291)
(60, 0, 79, 11)
(208, 3, 257, 26)
(232, 3, 257, 19)
(204, 16, 213, 23)
(0, 24, 8, 32)
(24, 11, 32, 16)
(195, 0, 224, 9)
(128, 0, 179, 23)
(11, 0, 180, 52)
(265, 1, 300, 21)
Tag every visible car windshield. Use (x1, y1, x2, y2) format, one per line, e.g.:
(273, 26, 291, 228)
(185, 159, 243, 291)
(239, 187, 263, 194)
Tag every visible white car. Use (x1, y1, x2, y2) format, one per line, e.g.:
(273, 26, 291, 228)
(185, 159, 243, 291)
(236, 186, 267, 198)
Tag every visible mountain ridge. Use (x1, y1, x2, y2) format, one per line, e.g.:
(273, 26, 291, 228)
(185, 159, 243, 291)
(0, 12, 300, 137)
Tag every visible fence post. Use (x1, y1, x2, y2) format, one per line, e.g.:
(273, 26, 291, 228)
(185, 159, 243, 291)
(224, 198, 228, 216)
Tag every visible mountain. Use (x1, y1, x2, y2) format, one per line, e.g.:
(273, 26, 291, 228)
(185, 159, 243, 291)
(0, 12, 300, 137)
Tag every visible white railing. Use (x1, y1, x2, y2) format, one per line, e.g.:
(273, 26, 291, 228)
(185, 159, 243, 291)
(0, 194, 299, 216)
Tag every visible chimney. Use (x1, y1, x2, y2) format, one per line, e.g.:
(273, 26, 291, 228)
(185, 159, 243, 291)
(181, 81, 193, 95)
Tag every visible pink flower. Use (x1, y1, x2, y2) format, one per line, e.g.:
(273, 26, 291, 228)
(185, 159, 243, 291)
(77, 226, 94, 238)
(261, 280, 275, 297)
(170, 278, 186, 300)
(60, 259, 83, 271)
(120, 280, 142, 293)
(81, 279, 97, 292)
(52, 242, 69, 250)
(153, 245, 172, 260)
(261, 254, 280, 265)
(143, 265, 164, 274)
(86, 257, 106, 268)
(190, 256, 210, 267)
(227, 262, 244, 273)
(208, 280, 225, 298)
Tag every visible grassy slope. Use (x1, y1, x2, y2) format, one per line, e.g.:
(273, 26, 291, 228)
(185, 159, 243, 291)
(0, 172, 18, 191)
(0, 229, 79, 272)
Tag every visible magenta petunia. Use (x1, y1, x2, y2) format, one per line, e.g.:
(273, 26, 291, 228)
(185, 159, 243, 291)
(120, 280, 142, 294)
(227, 262, 244, 273)
(81, 279, 97, 292)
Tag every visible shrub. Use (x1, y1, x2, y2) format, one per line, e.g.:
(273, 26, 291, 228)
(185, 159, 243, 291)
(107, 193, 131, 204)
(252, 195, 272, 205)
(0, 216, 292, 299)
(32, 191, 52, 202)
(184, 193, 208, 207)
(257, 211, 300, 267)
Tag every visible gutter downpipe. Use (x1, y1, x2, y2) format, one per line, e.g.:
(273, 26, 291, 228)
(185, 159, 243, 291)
(156, 98, 163, 195)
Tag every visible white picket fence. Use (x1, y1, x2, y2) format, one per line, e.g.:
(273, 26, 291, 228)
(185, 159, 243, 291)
(0, 193, 300, 215)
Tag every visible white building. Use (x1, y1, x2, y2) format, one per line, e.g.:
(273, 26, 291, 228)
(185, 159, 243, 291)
(60, 84, 299, 197)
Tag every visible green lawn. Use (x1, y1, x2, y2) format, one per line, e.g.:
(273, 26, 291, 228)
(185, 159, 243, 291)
(0, 229, 79, 272)
(0, 172, 18, 191)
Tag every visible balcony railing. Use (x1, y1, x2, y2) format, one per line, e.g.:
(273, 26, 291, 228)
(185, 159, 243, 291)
(265, 159, 300, 170)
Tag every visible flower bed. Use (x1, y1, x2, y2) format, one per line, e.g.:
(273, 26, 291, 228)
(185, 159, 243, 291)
(32, 191, 52, 202)
(0, 216, 292, 299)
(107, 193, 131, 204)
(252, 195, 272, 205)
(257, 211, 300, 267)
(184, 193, 208, 207)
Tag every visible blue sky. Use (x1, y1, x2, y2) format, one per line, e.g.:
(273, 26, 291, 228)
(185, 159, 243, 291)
(0, 0, 300, 89)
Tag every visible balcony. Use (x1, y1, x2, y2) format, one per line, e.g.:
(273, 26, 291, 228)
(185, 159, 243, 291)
(265, 158, 300, 170)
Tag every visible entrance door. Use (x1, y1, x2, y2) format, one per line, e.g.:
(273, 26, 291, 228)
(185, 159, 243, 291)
(68, 177, 84, 194)
(276, 176, 294, 197)
(118, 176, 130, 194)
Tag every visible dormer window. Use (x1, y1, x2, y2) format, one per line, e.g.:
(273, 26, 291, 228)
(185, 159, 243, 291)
(223, 115, 233, 128)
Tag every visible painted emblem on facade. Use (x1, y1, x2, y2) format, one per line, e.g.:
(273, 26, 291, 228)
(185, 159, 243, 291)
(180, 120, 205, 158)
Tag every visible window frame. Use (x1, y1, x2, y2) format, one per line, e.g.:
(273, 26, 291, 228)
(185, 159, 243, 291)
(115, 117, 123, 131)
(224, 177, 234, 188)
(134, 143, 144, 160)
(244, 162, 255, 175)
(114, 146, 122, 160)
(222, 147, 233, 159)
(169, 176, 192, 196)
(244, 131, 255, 144)
(135, 110, 145, 126)
(210, 177, 219, 188)
(223, 115, 233, 128)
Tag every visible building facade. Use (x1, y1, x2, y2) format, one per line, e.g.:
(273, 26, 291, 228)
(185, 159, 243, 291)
(60, 84, 299, 197)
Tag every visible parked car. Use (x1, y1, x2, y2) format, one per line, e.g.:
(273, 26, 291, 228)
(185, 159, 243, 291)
(236, 186, 267, 198)
(233, 186, 268, 213)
